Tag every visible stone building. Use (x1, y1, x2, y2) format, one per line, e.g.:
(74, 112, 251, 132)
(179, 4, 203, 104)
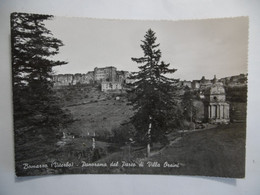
(180, 80, 192, 88)
(181, 74, 247, 124)
(219, 73, 247, 87)
(101, 81, 122, 92)
(191, 80, 200, 89)
(204, 78, 230, 124)
(190, 74, 247, 91)
(191, 76, 212, 90)
(52, 66, 130, 88)
(52, 74, 74, 86)
(93, 66, 117, 82)
(117, 71, 130, 83)
(52, 72, 94, 86)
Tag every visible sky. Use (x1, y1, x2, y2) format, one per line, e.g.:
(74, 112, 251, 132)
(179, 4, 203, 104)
(44, 16, 248, 81)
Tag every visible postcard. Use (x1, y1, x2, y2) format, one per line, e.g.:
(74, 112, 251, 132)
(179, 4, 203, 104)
(11, 13, 248, 177)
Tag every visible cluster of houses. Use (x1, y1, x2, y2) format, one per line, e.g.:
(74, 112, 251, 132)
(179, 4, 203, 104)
(52, 66, 133, 91)
(53, 65, 247, 92)
(180, 74, 247, 124)
(180, 74, 247, 90)
(52, 66, 247, 124)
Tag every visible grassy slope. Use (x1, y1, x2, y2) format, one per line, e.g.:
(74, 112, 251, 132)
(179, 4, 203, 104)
(148, 122, 246, 177)
(56, 85, 246, 177)
(66, 98, 133, 135)
(16, 85, 245, 177)
(56, 85, 134, 136)
(95, 122, 246, 177)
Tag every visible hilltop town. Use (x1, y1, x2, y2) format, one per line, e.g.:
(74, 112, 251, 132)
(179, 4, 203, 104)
(49, 66, 247, 177)
(52, 66, 132, 92)
(53, 66, 247, 91)
(52, 66, 247, 125)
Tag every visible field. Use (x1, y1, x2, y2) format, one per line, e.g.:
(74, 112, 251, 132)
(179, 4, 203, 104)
(66, 95, 133, 136)
(78, 122, 244, 178)
(55, 85, 133, 135)
(15, 85, 246, 177)
(53, 85, 246, 177)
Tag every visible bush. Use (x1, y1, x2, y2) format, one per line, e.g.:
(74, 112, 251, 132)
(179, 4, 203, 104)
(111, 123, 136, 144)
(96, 130, 112, 141)
(225, 86, 247, 102)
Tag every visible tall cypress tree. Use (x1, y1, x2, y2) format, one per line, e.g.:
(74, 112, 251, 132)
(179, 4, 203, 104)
(11, 13, 69, 138)
(128, 29, 179, 145)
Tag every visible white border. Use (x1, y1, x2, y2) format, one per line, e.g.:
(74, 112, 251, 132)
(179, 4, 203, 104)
(0, 0, 259, 194)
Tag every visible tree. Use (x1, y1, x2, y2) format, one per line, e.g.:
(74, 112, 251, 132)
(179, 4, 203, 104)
(181, 87, 197, 127)
(11, 13, 69, 137)
(128, 29, 179, 148)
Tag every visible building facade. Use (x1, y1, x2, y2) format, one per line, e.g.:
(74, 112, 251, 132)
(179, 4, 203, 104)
(52, 66, 129, 88)
(52, 72, 94, 86)
(101, 81, 122, 92)
(204, 80, 230, 124)
(93, 66, 117, 82)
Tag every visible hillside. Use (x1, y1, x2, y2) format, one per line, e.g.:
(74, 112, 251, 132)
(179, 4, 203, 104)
(91, 122, 246, 177)
(16, 84, 246, 176)
(55, 85, 134, 136)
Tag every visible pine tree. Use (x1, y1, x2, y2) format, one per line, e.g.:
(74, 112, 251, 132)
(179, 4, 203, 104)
(128, 29, 179, 146)
(11, 13, 69, 138)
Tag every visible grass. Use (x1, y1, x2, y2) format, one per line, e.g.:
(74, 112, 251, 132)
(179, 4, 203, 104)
(15, 86, 134, 176)
(62, 122, 245, 178)
(66, 98, 133, 136)
(55, 85, 133, 136)
(15, 85, 246, 177)
(102, 122, 246, 177)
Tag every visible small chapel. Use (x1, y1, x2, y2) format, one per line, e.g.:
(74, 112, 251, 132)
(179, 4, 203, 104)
(204, 76, 230, 124)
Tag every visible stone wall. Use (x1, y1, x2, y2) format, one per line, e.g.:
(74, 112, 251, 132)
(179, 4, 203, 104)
(101, 81, 122, 92)
(52, 66, 129, 87)
(52, 72, 94, 86)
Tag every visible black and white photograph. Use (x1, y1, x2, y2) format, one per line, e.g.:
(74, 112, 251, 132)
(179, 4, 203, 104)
(11, 13, 248, 177)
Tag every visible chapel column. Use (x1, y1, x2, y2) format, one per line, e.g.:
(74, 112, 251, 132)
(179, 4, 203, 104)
(208, 105, 211, 119)
(216, 105, 219, 119)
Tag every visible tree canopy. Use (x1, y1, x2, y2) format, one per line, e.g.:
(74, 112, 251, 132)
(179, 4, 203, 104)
(128, 29, 180, 144)
(11, 13, 70, 136)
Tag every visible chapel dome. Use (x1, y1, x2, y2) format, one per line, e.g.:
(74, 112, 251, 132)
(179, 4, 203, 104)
(210, 82, 225, 95)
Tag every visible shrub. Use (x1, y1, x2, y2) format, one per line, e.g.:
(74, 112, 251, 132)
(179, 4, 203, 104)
(111, 123, 136, 144)
(96, 130, 112, 141)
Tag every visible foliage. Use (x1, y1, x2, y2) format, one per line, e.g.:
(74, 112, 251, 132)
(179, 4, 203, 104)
(111, 123, 136, 144)
(127, 29, 179, 144)
(11, 12, 70, 138)
(181, 87, 197, 123)
(96, 129, 112, 142)
(225, 85, 247, 103)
